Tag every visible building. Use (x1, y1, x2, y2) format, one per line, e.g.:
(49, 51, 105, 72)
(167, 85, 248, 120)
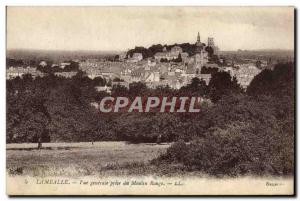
(51, 64, 59, 68)
(87, 72, 103, 80)
(233, 64, 261, 89)
(100, 72, 120, 80)
(95, 85, 112, 94)
(154, 46, 185, 61)
(180, 52, 189, 63)
(169, 46, 183, 59)
(112, 81, 130, 89)
(144, 71, 160, 82)
(154, 52, 169, 61)
(207, 37, 219, 55)
(39, 61, 47, 67)
(194, 32, 209, 73)
(79, 60, 102, 69)
(127, 53, 143, 63)
(54, 71, 78, 78)
(79, 60, 122, 80)
(194, 52, 209, 72)
(6, 66, 44, 80)
(207, 37, 215, 47)
(195, 32, 203, 48)
(60, 62, 71, 69)
(118, 52, 127, 61)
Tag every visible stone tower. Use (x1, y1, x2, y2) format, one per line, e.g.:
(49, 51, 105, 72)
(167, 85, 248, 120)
(208, 37, 215, 47)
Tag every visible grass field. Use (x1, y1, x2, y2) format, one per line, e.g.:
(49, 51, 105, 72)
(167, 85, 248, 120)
(7, 141, 294, 195)
(6, 141, 170, 177)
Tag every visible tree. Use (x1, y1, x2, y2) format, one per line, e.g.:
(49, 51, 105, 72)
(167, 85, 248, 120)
(113, 77, 124, 82)
(64, 61, 79, 71)
(114, 55, 120, 61)
(92, 76, 106, 86)
(247, 62, 294, 98)
(129, 82, 148, 97)
(45, 83, 96, 142)
(126, 43, 197, 59)
(6, 84, 50, 148)
(156, 93, 294, 176)
(111, 85, 129, 97)
(179, 77, 208, 97)
(201, 66, 219, 74)
(208, 72, 242, 103)
(160, 58, 168, 63)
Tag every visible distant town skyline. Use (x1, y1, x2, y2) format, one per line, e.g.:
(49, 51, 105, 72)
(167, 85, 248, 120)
(7, 7, 294, 51)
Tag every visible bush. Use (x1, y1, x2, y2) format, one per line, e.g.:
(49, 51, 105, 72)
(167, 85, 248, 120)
(156, 140, 189, 163)
(156, 120, 293, 176)
(154, 92, 294, 176)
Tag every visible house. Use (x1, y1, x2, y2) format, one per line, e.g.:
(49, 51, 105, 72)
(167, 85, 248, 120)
(51, 64, 59, 68)
(118, 52, 127, 61)
(133, 53, 143, 61)
(127, 53, 143, 63)
(154, 46, 184, 61)
(144, 71, 160, 82)
(169, 46, 183, 59)
(87, 72, 103, 80)
(54, 71, 78, 78)
(112, 81, 130, 89)
(60, 62, 71, 69)
(39, 61, 47, 67)
(162, 75, 184, 89)
(180, 52, 189, 62)
(6, 66, 44, 80)
(95, 85, 112, 94)
(154, 52, 168, 61)
(233, 65, 261, 89)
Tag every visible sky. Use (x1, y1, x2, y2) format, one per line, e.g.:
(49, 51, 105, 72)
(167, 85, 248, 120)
(6, 6, 294, 51)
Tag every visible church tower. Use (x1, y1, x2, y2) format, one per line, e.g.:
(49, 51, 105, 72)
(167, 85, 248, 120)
(195, 32, 203, 52)
(197, 32, 200, 43)
(194, 32, 206, 74)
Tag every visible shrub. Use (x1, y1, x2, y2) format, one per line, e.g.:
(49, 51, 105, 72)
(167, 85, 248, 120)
(155, 119, 294, 176)
(155, 140, 189, 163)
(154, 91, 294, 176)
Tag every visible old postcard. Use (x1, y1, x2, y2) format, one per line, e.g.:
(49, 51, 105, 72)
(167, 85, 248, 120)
(6, 6, 295, 195)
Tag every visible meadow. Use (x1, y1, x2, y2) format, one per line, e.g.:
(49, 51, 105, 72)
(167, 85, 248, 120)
(7, 141, 294, 196)
(7, 141, 170, 177)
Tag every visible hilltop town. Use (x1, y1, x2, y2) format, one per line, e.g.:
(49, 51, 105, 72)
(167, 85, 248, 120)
(6, 7, 295, 194)
(6, 32, 293, 92)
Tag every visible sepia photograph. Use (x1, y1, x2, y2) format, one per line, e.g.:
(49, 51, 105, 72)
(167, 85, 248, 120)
(5, 6, 295, 195)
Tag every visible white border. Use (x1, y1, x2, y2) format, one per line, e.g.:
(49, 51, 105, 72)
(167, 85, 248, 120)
(0, 1, 298, 200)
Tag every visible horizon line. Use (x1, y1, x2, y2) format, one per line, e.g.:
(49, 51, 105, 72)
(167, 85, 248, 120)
(6, 48, 295, 53)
